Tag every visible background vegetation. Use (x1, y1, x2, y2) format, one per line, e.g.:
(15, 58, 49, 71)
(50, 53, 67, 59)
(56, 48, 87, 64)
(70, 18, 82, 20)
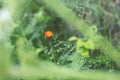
(0, 0, 120, 80)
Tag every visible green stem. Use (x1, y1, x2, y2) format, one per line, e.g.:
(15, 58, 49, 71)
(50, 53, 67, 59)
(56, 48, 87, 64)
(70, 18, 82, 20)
(48, 41, 56, 63)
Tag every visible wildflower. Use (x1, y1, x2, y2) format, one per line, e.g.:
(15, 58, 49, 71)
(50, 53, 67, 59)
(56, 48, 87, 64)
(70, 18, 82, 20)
(45, 30, 53, 39)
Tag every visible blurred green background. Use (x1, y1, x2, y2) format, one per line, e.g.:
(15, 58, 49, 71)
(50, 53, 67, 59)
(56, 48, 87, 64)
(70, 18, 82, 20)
(0, 0, 120, 80)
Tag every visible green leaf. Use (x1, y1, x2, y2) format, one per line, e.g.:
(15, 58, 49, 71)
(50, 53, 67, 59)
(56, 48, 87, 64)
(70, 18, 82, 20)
(99, 55, 107, 63)
(68, 36, 78, 41)
(80, 48, 89, 57)
(35, 11, 45, 21)
(84, 40, 95, 49)
(76, 39, 84, 50)
(36, 48, 44, 55)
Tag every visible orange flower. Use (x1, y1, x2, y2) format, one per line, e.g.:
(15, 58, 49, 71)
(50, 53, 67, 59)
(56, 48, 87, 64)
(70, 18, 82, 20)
(45, 30, 53, 39)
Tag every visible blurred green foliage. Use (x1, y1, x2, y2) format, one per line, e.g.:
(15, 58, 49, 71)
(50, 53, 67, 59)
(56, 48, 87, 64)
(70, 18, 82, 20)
(0, 0, 120, 80)
(62, 0, 120, 46)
